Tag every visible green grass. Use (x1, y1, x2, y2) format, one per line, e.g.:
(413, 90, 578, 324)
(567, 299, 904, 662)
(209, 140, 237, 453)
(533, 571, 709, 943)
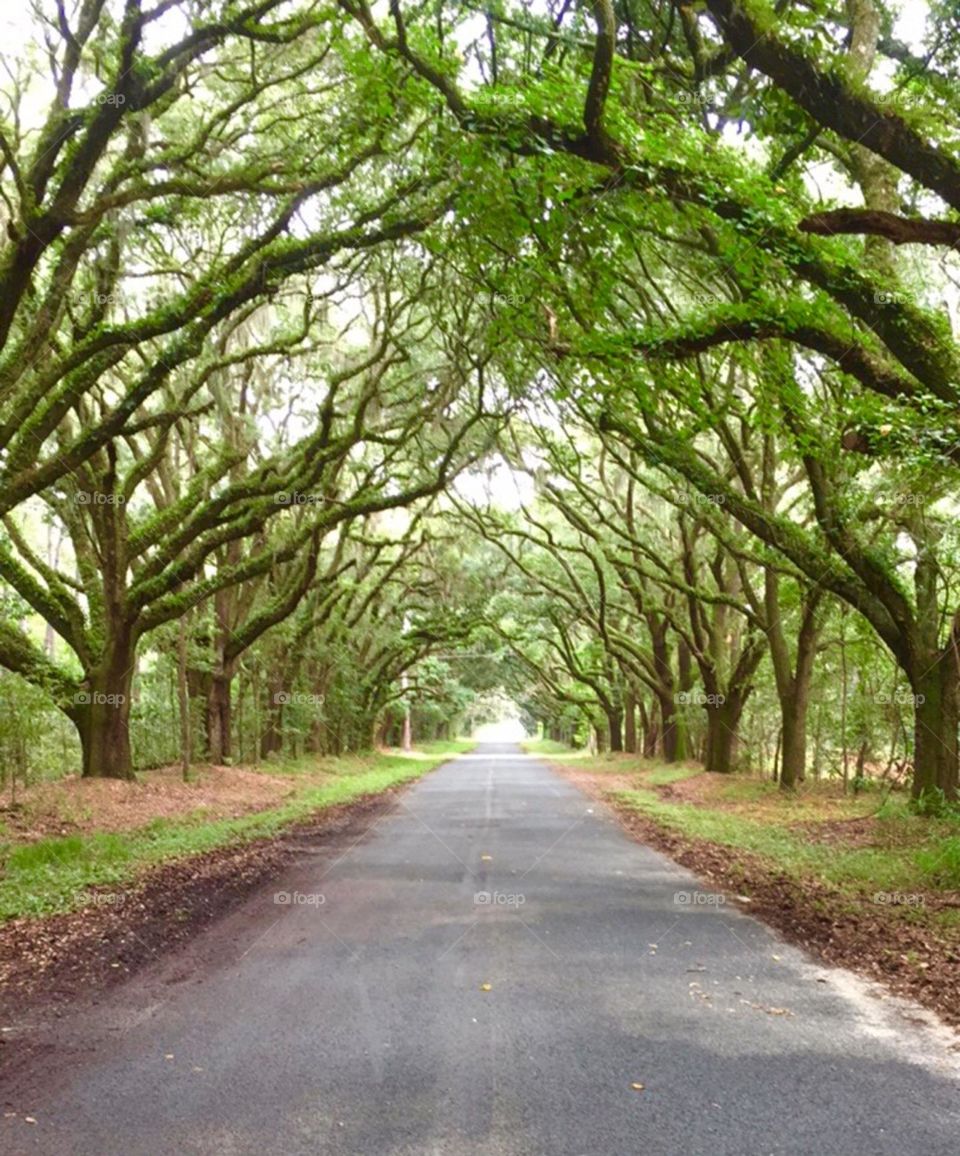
(916, 834, 960, 889)
(644, 763, 702, 787)
(0, 743, 472, 922)
(613, 783, 959, 899)
(414, 739, 477, 756)
(521, 737, 578, 755)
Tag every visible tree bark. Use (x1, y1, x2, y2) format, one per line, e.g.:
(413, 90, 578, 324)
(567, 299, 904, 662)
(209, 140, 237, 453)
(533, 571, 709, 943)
(260, 671, 285, 759)
(703, 692, 746, 774)
(911, 648, 960, 800)
(73, 626, 136, 779)
(177, 616, 192, 780)
(206, 670, 233, 764)
(623, 690, 637, 754)
(779, 688, 809, 790)
(607, 707, 623, 752)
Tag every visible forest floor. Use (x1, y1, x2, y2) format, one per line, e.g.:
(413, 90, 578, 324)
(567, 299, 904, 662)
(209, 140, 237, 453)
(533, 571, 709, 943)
(526, 741, 960, 1028)
(0, 742, 472, 1031)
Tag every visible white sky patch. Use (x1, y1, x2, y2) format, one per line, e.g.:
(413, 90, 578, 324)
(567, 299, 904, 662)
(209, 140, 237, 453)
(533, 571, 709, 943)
(452, 455, 535, 511)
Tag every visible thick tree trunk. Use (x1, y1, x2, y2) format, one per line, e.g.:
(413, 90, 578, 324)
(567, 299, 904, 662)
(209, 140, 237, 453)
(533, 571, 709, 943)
(650, 620, 680, 760)
(177, 616, 191, 780)
(607, 708, 623, 753)
(778, 690, 809, 790)
(260, 672, 285, 759)
(593, 723, 605, 753)
(777, 640, 816, 790)
(206, 670, 234, 764)
(642, 704, 659, 758)
(765, 579, 821, 791)
(703, 694, 745, 775)
(624, 691, 637, 754)
(657, 690, 681, 762)
(911, 651, 959, 800)
(75, 629, 137, 779)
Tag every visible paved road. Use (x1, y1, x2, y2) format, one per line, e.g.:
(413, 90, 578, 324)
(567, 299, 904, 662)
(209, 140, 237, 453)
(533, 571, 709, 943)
(4, 744, 959, 1155)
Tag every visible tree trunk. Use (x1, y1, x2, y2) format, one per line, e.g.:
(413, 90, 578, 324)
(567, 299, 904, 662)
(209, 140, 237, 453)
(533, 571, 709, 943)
(911, 650, 959, 800)
(641, 702, 659, 758)
(207, 671, 232, 764)
(260, 672, 285, 759)
(703, 694, 745, 774)
(177, 616, 191, 780)
(778, 686, 811, 790)
(623, 691, 637, 754)
(593, 723, 605, 753)
(657, 689, 681, 762)
(74, 628, 137, 779)
(607, 707, 623, 753)
(765, 579, 821, 791)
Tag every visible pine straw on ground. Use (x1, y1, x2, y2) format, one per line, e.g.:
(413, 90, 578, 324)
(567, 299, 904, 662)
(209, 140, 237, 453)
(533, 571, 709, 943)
(0, 764, 304, 844)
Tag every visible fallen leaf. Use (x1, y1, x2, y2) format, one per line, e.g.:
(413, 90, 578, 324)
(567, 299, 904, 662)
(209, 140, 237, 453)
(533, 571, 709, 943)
(480, 983, 492, 992)
(630, 1082, 645, 1091)
(25, 1117, 36, 1124)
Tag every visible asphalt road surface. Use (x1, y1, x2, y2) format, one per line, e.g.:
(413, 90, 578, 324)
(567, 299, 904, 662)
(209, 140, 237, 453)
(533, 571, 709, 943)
(4, 743, 959, 1155)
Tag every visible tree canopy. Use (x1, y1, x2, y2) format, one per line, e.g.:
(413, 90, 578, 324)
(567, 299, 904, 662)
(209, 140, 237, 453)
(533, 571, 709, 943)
(1, 0, 959, 807)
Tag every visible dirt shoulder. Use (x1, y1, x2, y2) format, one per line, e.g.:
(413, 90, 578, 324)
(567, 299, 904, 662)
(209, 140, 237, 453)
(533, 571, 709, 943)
(555, 760, 960, 1030)
(1, 763, 314, 844)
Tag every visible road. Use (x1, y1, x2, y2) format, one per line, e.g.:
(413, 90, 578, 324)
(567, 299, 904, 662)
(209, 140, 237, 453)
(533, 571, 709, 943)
(3, 743, 959, 1155)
